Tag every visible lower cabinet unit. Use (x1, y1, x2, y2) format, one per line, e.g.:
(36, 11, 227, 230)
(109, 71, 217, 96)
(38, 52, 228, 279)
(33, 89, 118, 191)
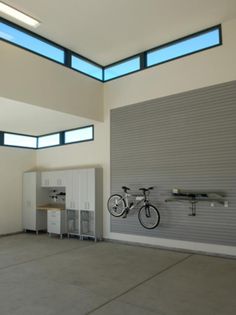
(67, 209, 80, 237)
(47, 209, 67, 239)
(80, 210, 101, 241)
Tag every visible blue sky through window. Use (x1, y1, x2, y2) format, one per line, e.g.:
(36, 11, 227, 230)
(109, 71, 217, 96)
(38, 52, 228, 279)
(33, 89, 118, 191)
(0, 22, 64, 63)
(4, 133, 37, 148)
(38, 133, 60, 148)
(104, 57, 140, 81)
(147, 28, 220, 67)
(71, 55, 103, 80)
(0, 20, 221, 82)
(65, 127, 93, 144)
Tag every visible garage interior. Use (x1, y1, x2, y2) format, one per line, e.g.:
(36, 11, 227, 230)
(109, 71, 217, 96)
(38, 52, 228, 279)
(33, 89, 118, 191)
(0, 1, 236, 314)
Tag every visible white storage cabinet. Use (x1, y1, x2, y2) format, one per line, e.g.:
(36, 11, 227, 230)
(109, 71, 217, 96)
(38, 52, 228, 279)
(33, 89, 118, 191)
(47, 209, 67, 239)
(22, 172, 49, 233)
(79, 168, 103, 241)
(41, 170, 67, 187)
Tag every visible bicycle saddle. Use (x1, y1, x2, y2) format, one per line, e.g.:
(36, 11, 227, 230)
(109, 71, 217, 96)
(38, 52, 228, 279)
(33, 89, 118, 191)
(122, 186, 130, 192)
(139, 187, 154, 192)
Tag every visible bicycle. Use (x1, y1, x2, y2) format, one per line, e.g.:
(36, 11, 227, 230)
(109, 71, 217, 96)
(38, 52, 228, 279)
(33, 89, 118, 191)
(107, 186, 160, 229)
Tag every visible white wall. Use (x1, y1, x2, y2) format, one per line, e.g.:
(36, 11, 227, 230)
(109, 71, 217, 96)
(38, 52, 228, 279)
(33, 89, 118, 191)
(36, 122, 107, 170)
(0, 41, 103, 121)
(0, 147, 36, 235)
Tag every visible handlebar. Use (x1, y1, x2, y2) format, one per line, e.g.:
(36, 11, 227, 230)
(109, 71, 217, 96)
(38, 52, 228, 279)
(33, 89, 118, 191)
(122, 186, 154, 194)
(139, 187, 154, 192)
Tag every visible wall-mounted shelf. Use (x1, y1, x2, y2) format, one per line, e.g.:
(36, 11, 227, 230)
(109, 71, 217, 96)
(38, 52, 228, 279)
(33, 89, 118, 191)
(165, 188, 228, 216)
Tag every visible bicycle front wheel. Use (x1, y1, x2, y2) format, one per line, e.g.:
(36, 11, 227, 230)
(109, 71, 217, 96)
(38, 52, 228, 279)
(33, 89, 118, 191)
(138, 205, 160, 229)
(107, 194, 126, 217)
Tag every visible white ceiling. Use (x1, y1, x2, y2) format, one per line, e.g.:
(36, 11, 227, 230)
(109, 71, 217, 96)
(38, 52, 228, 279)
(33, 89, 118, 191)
(1, 0, 236, 65)
(0, 97, 94, 135)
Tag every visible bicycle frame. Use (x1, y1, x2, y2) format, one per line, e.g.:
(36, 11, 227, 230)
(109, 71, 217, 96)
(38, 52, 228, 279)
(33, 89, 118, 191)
(123, 192, 146, 211)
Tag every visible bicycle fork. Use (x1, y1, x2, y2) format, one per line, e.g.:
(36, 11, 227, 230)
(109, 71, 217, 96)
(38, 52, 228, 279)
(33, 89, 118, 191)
(144, 202, 151, 218)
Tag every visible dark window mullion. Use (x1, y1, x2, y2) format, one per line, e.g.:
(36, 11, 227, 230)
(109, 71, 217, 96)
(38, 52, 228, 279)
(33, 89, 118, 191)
(64, 49, 72, 67)
(140, 52, 147, 70)
(0, 132, 4, 146)
(60, 131, 65, 145)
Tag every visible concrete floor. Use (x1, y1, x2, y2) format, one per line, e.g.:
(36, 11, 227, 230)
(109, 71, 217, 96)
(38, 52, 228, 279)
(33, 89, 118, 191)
(0, 234, 235, 315)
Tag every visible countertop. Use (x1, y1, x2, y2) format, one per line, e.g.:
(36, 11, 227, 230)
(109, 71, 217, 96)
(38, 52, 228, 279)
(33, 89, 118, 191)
(37, 204, 65, 211)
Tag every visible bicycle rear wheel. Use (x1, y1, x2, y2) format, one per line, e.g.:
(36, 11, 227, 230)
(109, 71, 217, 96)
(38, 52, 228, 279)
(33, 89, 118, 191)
(107, 194, 126, 217)
(138, 205, 160, 229)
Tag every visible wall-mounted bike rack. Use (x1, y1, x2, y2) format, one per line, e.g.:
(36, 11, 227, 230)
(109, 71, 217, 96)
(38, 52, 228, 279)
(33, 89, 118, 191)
(165, 188, 228, 216)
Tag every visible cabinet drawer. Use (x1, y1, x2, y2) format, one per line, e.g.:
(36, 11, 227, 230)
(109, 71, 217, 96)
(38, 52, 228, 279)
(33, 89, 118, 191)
(47, 221, 61, 234)
(48, 210, 60, 219)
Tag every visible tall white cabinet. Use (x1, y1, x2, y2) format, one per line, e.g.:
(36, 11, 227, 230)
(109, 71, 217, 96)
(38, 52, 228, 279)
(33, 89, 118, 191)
(66, 170, 80, 210)
(78, 168, 103, 241)
(67, 168, 103, 241)
(22, 172, 49, 233)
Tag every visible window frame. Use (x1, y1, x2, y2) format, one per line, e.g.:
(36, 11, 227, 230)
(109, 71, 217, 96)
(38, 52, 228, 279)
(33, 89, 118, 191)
(104, 54, 141, 82)
(146, 25, 222, 69)
(0, 17, 103, 82)
(63, 125, 94, 146)
(3, 131, 37, 149)
(37, 132, 61, 149)
(0, 17, 66, 65)
(0, 125, 94, 150)
(71, 53, 104, 81)
(0, 17, 222, 82)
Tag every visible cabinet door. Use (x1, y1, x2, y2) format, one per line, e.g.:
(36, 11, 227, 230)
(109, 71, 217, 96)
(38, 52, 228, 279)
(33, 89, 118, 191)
(54, 171, 67, 187)
(42, 171, 67, 187)
(66, 171, 74, 209)
(41, 171, 52, 187)
(73, 170, 80, 210)
(87, 169, 95, 211)
(66, 170, 79, 210)
(79, 169, 95, 211)
(23, 172, 36, 230)
(79, 169, 88, 210)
